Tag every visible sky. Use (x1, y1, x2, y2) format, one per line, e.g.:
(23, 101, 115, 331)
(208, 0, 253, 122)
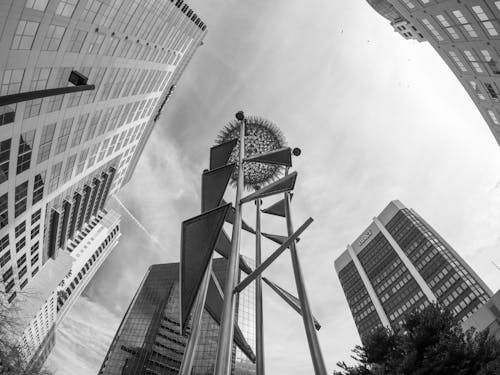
(47, 0, 500, 374)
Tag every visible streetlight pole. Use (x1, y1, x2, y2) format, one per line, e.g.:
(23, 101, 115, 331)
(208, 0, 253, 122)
(214, 111, 246, 375)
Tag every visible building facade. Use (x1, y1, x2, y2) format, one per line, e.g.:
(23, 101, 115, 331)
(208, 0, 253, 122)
(367, 0, 500, 145)
(99, 258, 256, 375)
(334, 200, 492, 340)
(0, 0, 206, 368)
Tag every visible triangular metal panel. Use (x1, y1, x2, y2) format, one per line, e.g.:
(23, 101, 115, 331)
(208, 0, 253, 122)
(261, 198, 286, 217)
(210, 139, 237, 170)
(245, 147, 292, 167)
(241, 172, 297, 204)
(222, 199, 256, 234)
(214, 230, 253, 274)
(205, 273, 256, 362)
(262, 232, 288, 246)
(180, 204, 230, 330)
(202, 163, 235, 212)
(262, 277, 321, 330)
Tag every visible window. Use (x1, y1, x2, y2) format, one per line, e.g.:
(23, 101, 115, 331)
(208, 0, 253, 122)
(31, 225, 39, 239)
(16, 130, 36, 174)
(30, 68, 51, 92)
(98, 138, 109, 162)
(25, 0, 49, 11)
(55, 0, 79, 17)
(61, 154, 76, 183)
(421, 18, 443, 41)
(448, 51, 467, 72)
(31, 209, 41, 224)
(18, 266, 27, 279)
(31, 241, 39, 255)
(15, 222, 26, 238)
(71, 114, 88, 147)
(2, 267, 13, 282)
(1, 69, 24, 95)
(87, 33, 105, 54)
(23, 98, 43, 119)
(42, 25, 66, 51)
(81, 0, 102, 23)
(55, 118, 74, 154)
(488, 110, 500, 125)
(0, 139, 11, 185)
(452, 10, 477, 38)
(0, 105, 15, 127)
(435, 15, 459, 40)
(11, 20, 39, 50)
(32, 172, 45, 204)
(0, 252, 10, 267)
(463, 50, 483, 73)
(46, 94, 64, 113)
(48, 162, 62, 192)
(15, 181, 28, 217)
(472, 5, 498, 36)
(76, 148, 89, 174)
(67, 29, 87, 53)
(17, 254, 26, 268)
(87, 143, 100, 168)
(31, 253, 39, 266)
(16, 238, 26, 253)
(485, 82, 500, 100)
(107, 135, 118, 156)
(37, 123, 56, 164)
(7, 292, 16, 304)
(31, 267, 39, 277)
(85, 110, 101, 142)
(0, 235, 9, 253)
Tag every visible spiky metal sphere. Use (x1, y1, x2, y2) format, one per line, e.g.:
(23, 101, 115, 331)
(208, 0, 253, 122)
(216, 116, 286, 189)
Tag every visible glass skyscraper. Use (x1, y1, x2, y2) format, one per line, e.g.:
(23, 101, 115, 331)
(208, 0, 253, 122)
(99, 258, 256, 375)
(0, 0, 206, 368)
(335, 200, 492, 341)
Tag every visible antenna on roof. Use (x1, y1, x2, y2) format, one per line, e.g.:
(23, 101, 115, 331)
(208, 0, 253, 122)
(492, 261, 500, 272)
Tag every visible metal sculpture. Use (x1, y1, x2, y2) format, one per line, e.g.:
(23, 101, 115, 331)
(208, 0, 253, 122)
(178, 111, 327, 375)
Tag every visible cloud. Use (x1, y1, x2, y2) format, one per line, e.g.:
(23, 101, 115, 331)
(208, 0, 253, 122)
(47, 298, 120, 374)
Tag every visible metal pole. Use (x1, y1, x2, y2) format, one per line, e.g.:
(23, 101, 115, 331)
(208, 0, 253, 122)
(0, 84, 94, 106)
(255, 198, 265, 375)
(214, 113, 245, 375)
(179, 257, 212, 375)
(283, 171, 327, 375)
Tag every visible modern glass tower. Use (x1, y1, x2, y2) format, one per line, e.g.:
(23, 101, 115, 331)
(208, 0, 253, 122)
(99, 258, 256, 375)
(0, 0, 206, 368)
(366, 0, 500, 145)
(334, 200, 492, 340)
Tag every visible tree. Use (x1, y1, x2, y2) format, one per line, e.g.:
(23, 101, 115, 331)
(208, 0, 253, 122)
(334, 304, 500, 375)
(0, 288, 54, 375)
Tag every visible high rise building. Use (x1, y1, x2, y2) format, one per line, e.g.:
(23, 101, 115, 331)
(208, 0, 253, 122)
(99, 258, 256, 375)
(0, 0, 206, 368)
(334, 200, 492, 341)
(366, 0, 500, 145)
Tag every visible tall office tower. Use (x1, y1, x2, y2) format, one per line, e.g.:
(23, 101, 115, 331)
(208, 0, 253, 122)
(0, 0, 206, 368)
(367, 0, 500, 145)
(99, 258, 256, 375)
(16, 209, 120, 370)
(334, 200, 492, 341)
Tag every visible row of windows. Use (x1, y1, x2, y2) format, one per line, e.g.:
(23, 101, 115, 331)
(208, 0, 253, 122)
(413, 3, 500, 42)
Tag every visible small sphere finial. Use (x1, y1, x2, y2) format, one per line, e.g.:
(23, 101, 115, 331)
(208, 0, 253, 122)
(292, 147, 302, 156)
(235, 111, 245, 121)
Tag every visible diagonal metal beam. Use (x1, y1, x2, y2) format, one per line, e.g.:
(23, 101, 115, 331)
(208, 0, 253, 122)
(262, 277, 321, 330)
(233, 217, 313, 294)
